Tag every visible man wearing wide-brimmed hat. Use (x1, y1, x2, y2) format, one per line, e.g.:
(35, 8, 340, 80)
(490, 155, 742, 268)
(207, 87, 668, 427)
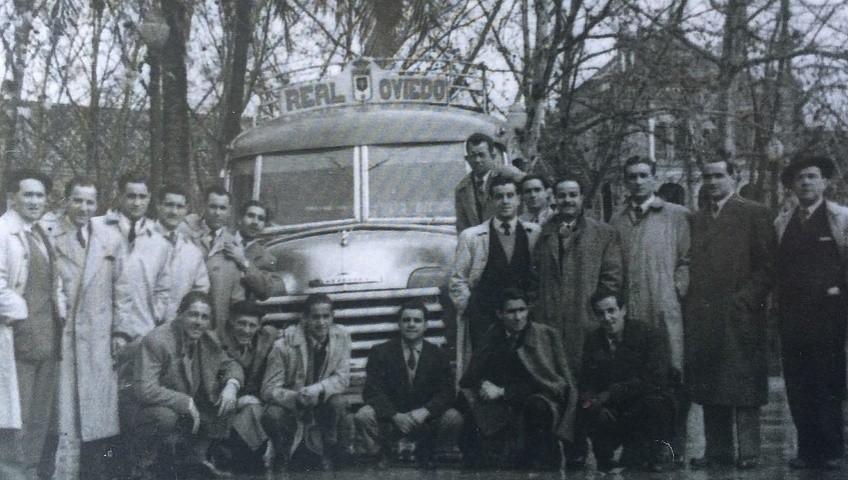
(774, 154, 848, 471)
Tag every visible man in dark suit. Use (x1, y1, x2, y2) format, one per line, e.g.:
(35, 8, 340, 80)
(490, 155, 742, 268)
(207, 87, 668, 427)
(215, 300, 278, 473)
(454, 133, 499, 234)
(354, 299, 463, 469)
(774, 155, 848, 470)
(685, 158, 774, 470)
(459, 288, 576, 471)
(121, 291, 243, 479)
(579, 290, 681, 473)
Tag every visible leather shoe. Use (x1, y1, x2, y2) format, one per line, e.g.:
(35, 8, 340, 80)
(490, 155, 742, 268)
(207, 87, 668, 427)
(736, 457, 759, 470)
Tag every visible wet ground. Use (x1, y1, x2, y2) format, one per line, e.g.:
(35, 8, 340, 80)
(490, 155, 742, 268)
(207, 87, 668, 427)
(230, 376, 847, 480)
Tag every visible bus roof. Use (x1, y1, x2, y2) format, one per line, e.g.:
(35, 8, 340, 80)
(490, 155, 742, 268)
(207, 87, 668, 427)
(229, 104, 506, 159)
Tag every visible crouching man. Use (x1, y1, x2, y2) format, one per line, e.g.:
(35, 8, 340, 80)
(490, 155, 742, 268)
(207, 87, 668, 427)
(354, 299, 463, 469)
(261, 293, 351, 471)
(459, 288, 576, 471)
(120, 291, 243, 479)
(214, 301, 278, 474)
(579, 290, 681, 473)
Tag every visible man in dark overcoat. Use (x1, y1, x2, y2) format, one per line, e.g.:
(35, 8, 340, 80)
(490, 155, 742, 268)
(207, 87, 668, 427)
(579, 290, 681, 473)
(684, 159, 774, 470)
(774, 155, 848, 470)
(459, 288, 576, 471)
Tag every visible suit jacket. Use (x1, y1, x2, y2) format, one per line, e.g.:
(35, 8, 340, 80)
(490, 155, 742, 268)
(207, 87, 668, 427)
(684, 194, 774, 406)
(580, 319, 674, 406)
(455, 173, 495, 234)
(261, 323, 351, 408)
(51, 216, 127, 441)
(152, 222, 210, 322)
(459, 322, 577, 440)
(774, 200, 848, 273)
(530, 213, 622, 373)
(242, 238, 286, 302)
(181, 216, 244, 332)
(448, 218, 541, 373)
(127, 322, 243, 416)
(221, 325, 278, 397)
(363, 338, 454, 421)
(95, 211, 172, 341)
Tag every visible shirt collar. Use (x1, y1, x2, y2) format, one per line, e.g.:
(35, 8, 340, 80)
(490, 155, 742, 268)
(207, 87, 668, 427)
(493, 216, 518, 232)
(632, 194, 657, 212)
(402, 340, 424, 355)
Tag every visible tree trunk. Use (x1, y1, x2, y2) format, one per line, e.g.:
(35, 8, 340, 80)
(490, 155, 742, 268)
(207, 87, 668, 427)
(160, 0, 192, 194)
(217, 0, 254, 164)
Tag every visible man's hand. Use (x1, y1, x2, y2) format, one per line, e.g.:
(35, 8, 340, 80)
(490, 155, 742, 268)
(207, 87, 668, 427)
(409, 408, 430, 426)
(217, 380, 239, 416)
(188, 398, 201, 434)
(479, 381, 504, 401)
(223, 240, 249, 270)
(111, 337, 128, 358)
(236, 395, 261, 410)
(392, 413, 416, 435)
(298, 384, 323, 407)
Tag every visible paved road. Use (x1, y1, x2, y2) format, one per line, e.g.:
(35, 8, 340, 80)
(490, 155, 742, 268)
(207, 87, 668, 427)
(226, 377, 846, 479)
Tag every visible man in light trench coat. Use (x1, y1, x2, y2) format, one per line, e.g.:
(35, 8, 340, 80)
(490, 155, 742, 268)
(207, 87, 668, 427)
(49, 177, 129, 479)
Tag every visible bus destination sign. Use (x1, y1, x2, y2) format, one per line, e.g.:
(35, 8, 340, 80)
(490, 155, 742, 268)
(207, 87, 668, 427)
(282, 59, 451, 114)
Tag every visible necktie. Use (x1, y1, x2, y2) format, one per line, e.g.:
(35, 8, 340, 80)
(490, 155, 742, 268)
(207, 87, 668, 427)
(559, 222, 573, 237)
(168, 231, 177, 245)
(407, 350, 417, 371)
(609, 336, 619, 354)
(799, 208, 810, 223)
(128, 220, 137, 244)
(501, 222, 511, 236)
(710, 202, 720, 217)
(77, 227, 86, 248)
(634, 205, 644, 217)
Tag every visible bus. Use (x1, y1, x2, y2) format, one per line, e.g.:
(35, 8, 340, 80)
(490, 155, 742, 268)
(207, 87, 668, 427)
(226, 58, 509, 397)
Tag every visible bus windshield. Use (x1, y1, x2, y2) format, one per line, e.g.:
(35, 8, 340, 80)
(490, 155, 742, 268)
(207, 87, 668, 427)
(260, 148, 355, 225)
(367, 143, 465, 219)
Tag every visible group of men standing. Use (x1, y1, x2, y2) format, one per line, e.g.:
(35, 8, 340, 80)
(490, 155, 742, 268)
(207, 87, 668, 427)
(0, 171, 290, 479)
(450, 132, 847, 472)
(0, 130, 845, 478)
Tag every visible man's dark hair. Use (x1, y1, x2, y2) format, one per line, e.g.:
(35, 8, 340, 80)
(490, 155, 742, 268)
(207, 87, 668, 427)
(589, 289, 627, 313)
(204, 184, 231, 202)
(553, 174, 585, 195)
(240, 199, 269, 218)
(5, 169, 53, 196)
(497, 287, 529, 311)
(230, 300, 265, 320)
(466, 132, 495, 154)
(398, 299, 428, 321)
(64, 176, 96, 198)
(487, 174, 521, 195)
(520, 174, 550, 192)
(624, 155, 657, 176)
(177, 291, 212, 315)
(117, 171, 149, 192)
(303, 293, 333, 315)
(157, 184, 188, 203)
